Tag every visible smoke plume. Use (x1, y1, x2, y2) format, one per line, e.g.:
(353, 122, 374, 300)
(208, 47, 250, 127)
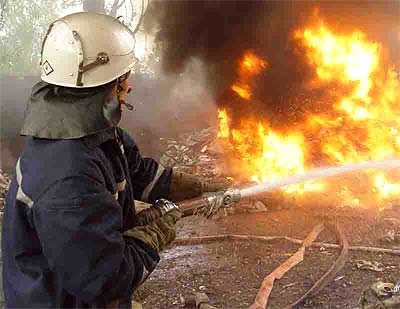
(146, 1, 400, 125)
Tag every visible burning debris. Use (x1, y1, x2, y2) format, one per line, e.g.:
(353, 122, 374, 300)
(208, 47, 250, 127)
(214, 18, 400, 211)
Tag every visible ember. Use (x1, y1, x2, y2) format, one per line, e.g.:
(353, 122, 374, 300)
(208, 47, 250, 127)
(217, 19, 400, 208)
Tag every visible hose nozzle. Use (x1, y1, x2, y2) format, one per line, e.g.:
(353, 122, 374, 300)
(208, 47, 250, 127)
(198, 188, 241, 218)
(221, 187, 241, 207)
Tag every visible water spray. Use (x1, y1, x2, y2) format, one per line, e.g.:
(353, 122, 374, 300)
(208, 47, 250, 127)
(134, 159, 400, 224)
(240, 159, 400, 198)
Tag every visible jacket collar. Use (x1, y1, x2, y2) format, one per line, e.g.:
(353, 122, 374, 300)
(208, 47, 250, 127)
(82, 127, 118, 150)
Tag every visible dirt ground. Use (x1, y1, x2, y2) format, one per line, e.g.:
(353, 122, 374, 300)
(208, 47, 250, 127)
(134, 204, 400, 308)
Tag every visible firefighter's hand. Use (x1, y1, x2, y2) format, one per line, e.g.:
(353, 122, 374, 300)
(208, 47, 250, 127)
(124, 207, 182, 253)
(202, 181, 225, 193)
(168, 171, 226, 202)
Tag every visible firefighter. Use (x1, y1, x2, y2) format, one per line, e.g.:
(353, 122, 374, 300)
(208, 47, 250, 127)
(2, 12, 220, 308)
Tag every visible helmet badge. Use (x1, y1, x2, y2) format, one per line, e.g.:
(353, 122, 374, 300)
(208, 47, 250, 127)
(42, 61, 54, 76)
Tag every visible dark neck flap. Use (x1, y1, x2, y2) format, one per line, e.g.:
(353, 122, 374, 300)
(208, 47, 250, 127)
(21, 81, 114, 139)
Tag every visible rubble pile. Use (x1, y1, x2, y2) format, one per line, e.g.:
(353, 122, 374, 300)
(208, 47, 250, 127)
(0, 169, 11, 218)
(159, 127, 226, 181)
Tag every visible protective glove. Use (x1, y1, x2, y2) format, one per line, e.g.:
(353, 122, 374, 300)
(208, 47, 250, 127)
(168, 171, 225, 202)
(124, 200, 182, 253)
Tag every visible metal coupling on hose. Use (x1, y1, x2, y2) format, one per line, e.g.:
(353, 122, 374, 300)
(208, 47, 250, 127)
(202, 187, 242, 218)
(153, 199, 180, 216)
(204, 187, 241, 209)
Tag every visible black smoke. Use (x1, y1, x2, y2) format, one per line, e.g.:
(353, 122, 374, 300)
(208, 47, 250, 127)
(146, 1, 303, 93)
(146, 1, 400, 126)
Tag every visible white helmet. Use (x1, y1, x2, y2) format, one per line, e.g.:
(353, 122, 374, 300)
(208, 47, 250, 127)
(40, 12, 136, 88)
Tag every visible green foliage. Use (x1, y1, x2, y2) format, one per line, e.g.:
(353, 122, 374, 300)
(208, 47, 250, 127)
(0, 0, 60, 77)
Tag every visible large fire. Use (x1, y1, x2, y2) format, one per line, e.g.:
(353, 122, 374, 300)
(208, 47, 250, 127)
(217, 20, 400, 208)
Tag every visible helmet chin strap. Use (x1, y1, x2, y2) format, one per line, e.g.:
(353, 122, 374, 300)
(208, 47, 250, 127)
(119, 98, 134, 111)
(117, 77, 134, 111)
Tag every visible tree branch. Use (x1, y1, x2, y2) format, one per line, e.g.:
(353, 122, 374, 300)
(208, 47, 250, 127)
(109, 0, 125, 17)
(132, 0, 145, 35)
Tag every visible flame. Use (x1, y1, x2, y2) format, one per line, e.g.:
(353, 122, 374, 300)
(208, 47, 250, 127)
(231, 83, 252, 100)
(374, 173, 400, 198)
(217, 109, 230, 138)
(217, 19, 400, 208)
(229, 121, 323, 193)
(298, 24, 379, 105)
(239, 50, 268, 76)
(231, 50, 268, 100)
(298, 22, 400, 201)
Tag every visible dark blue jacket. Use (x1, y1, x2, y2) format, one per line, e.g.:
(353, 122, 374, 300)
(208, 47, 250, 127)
(2, 127, 172, 308)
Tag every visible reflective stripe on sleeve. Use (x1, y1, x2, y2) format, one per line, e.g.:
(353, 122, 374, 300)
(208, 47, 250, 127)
(141, 164, 165, 202)
(16, 158, 34, 208)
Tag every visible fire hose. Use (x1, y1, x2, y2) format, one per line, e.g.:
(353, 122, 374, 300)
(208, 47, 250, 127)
(132, 188, 241, 226)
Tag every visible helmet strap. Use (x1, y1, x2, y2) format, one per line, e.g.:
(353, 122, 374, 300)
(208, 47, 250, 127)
(117, 72, 134, 111)
(72, 29, 110, 87)
(77, 52, 110, 86)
